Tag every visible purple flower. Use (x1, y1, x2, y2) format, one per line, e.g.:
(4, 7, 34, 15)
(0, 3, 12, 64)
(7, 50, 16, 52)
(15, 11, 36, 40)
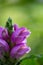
(10, 24, 31, 59)
(11, 24, 31, 45)
(0, 27, 9, 40)
(0, 23, 31, 59)
(0, 39, 9, 59)
(10, 43, 31, 59)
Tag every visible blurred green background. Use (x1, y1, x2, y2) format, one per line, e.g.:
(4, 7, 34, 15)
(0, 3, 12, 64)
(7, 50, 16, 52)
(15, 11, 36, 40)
(0, 0, 43, 65)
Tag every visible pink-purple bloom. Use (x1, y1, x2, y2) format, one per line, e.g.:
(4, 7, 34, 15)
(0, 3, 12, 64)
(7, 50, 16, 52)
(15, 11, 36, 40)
(10, 44, 31, 59)
(0, 27, 9, 40)
(11, 24, 31, 44)
(0, 24, 31, 59)
(0, 39, 9, 59)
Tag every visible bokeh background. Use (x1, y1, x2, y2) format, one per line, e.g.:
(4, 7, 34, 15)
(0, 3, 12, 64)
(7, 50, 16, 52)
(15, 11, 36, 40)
(0, 0, 43, 65)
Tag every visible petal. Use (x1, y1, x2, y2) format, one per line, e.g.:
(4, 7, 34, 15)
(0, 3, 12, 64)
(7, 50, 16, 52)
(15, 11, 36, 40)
(13, 27, 26, 37)
(11, 31, 25, 44)
(11, 26, 31, 46)
(10, 44, 31, 59)
(15, 30, 31, 44)
(16, 39, 27, 44)
(10, 44, 23, 55)
(22, 39, 27, 44)
(16, 27, 26, 36)
(19, 30, 31, 38)
(10, 44, 25, 58)
(11, 27, 31, 43)
(15, 36, 26, 44)
(2, 29, 9, 40)
(15, 31, 30, 44)
(16, 47, 31, 59)
(13, 24, 19, 31)
(0, 27, 9, 40)
(0, 39, 9, 52)
(17, 47, 29, 55)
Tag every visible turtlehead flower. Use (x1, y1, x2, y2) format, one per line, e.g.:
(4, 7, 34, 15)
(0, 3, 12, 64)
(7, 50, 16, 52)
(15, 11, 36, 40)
(10, 24, 31, 59)
(11, 24, 31, 45)
(0, 18, 31, 60)
(10, 43, 31, 59)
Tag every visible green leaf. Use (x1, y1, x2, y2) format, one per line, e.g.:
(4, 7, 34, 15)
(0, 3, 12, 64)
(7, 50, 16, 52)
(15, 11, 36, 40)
(37, 55, 43, 65)
(20, 58, 39, 65)
(16, 54, 43, 65)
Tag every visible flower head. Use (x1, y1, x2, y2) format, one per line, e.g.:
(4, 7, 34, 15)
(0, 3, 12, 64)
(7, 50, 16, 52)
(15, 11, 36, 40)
(10, 24, 31, 59)
(11, 24, 31, 45)
(10, 43, 31, 59)
(0, 18, 31, 60)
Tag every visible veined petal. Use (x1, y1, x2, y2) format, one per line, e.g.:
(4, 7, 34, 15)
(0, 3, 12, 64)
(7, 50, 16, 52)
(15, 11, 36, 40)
(15, 47, 31, 59)
(12, 27, 26, 37)
(0, 27, 9, 40)
(0, 39, 9, 52)
(11, 24, 31, 48)
(15, 36, 25, 43)
(10, 44, 31, 59)
(16, 27, 26, 36)
(19, 30, 31, 38)
(13, 24, 19, 31)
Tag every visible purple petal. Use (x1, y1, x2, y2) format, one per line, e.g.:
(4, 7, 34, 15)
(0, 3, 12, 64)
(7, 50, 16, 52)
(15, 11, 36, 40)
(22, 39, 27, 44)
(19, 30, 31, 38)
(16, 47, 31, 59)
(15, 36, 25, 44)
(16, 27, 26, 36)
(15, 31, 31, 44)
(11, 25, 31, 45)
(0, 39, 9, 52)
(11, 27, 30, 44)
(13, 24, 19, 31)
(11, 33, 26, 44)
(11, 31, 25, 44)
(11, 32, 30, 44)
(13, 27, 26, 37)
(0, 27, 9, 40)
(10, 44, 31, 59)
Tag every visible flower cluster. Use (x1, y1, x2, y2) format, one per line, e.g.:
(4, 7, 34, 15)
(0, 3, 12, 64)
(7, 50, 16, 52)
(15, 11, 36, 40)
(0, 18, 31, 60)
